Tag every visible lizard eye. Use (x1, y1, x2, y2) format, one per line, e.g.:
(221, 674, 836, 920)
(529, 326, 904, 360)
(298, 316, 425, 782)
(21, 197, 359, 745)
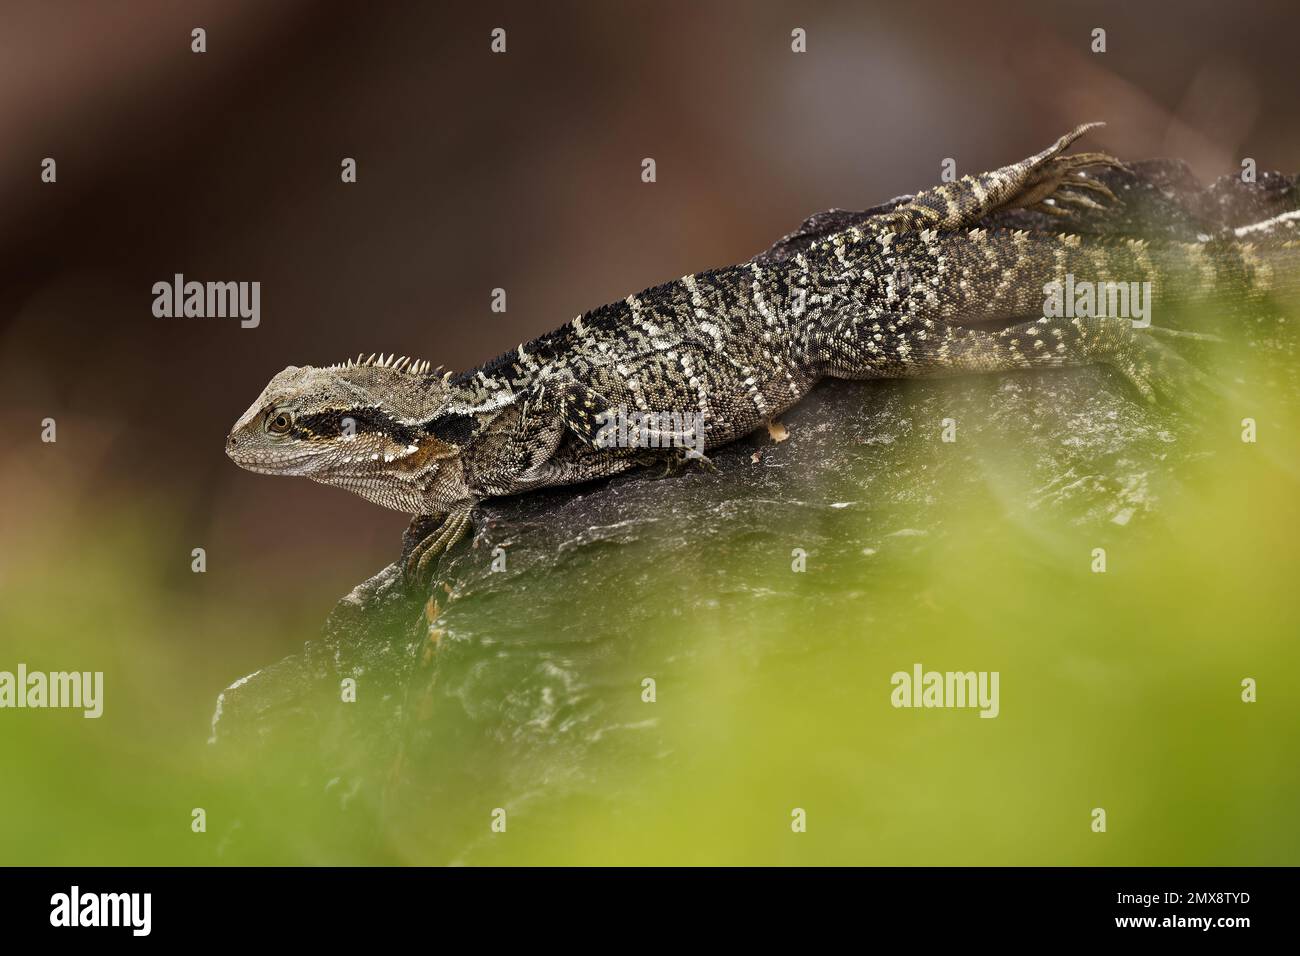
(267, 410, 294, 435)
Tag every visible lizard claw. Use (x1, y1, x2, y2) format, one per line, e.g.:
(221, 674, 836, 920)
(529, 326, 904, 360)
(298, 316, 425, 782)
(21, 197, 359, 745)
(403, 507, 474, 587)
(1014, 149, 1130, 216)
(1029, 200, 1075, 218)
(650, 447, 716, 478)
(1061, 173, 1119, 203)
(1047, 191, 1107, 212)
(684, 448, 718, 473)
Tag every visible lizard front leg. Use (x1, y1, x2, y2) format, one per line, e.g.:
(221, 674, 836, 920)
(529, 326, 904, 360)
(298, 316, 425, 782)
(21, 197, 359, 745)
(871, 123, 1128, 233)
(531, 372, 712, 468)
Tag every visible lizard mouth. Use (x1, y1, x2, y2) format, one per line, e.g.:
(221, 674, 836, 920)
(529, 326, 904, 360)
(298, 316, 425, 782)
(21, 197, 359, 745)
(234, 461, 299, 475)
(225, 442, 324, 476)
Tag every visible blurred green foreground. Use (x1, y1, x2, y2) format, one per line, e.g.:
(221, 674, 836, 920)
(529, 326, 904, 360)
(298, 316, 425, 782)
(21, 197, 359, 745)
(1, 307, 1297, 866)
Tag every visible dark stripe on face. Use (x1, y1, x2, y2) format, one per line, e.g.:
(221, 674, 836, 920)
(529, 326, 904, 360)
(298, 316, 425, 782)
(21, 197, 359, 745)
(424, 411, 476, 446)
(294, 408, 422, 444)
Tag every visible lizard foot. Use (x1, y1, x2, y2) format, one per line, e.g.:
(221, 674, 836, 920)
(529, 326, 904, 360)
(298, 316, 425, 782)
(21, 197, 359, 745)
(682, 448, 717, 472)
(1018, 152, 1130, 217)
(403, 505, 474, 586)
(1091, 322, 1215, 406)
(647, 447, 716, 478)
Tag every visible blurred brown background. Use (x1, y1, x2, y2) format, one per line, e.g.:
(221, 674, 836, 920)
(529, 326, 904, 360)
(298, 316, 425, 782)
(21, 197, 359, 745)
(1, 0, 1297, 657)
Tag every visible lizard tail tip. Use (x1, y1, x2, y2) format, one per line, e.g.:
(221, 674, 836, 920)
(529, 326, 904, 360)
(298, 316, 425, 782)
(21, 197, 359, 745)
(1058, 121, 1106, 149)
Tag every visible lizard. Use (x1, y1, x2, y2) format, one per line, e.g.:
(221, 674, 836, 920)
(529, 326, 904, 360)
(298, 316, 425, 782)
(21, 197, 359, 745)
(226, 123, 1300, 583)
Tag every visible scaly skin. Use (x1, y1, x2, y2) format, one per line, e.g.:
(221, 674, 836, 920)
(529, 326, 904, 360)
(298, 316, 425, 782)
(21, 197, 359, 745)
(226, 124, 1300, 583)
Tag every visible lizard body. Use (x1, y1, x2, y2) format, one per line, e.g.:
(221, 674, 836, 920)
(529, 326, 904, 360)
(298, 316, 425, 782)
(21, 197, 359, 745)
(226, 124, 1300, 579)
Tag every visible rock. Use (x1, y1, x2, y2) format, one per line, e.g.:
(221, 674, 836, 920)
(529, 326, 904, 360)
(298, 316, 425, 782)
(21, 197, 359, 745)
(206, 164, 1297, 863)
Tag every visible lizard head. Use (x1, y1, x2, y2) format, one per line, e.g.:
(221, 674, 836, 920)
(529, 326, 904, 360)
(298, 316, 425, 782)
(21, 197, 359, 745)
(226, 355, 472, 513)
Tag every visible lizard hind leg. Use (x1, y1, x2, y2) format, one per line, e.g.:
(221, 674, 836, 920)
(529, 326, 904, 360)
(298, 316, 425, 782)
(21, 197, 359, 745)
(809, 309, 1201, 405)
